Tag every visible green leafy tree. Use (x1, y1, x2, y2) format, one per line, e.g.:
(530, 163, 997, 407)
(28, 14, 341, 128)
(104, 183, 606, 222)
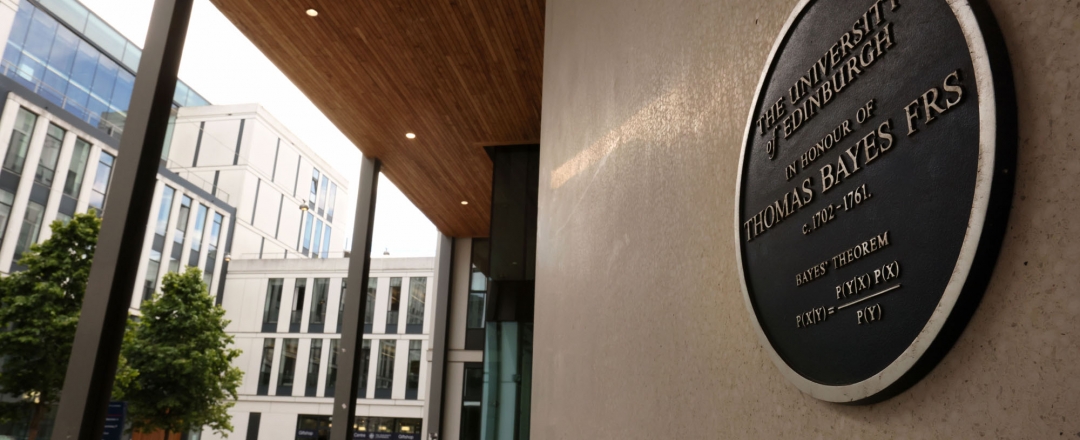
(118, 267, 242, 439)
(0, 212, 100, 440)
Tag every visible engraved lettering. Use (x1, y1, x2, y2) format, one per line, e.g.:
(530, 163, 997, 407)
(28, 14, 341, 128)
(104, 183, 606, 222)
(831, 231, 891, 269)
(943, 69, 963, 108)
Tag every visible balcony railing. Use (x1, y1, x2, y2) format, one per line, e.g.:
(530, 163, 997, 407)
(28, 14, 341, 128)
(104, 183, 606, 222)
(162, 159, 231, 204)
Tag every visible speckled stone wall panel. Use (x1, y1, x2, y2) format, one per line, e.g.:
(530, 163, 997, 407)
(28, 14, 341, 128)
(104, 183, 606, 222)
(534, 0, 1079, 438)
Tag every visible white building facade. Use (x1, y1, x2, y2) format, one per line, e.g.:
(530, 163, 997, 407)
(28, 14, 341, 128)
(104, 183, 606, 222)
(212, 257, 435, 440)
(0, 2, 441, 440)
(164, 104, 348, 262)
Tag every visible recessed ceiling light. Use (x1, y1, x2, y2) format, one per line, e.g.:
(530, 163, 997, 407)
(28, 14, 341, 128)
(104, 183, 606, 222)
(461, 201, 468, 205)
(405, 133, 416, 139)
(305, 9, 318, 17)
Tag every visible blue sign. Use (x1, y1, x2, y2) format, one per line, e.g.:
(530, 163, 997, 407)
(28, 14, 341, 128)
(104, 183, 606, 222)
(102, 402, 126, 440)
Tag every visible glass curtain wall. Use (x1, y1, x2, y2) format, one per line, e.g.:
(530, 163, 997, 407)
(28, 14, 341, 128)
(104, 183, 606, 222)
(168, 195, 191, 272)
(87, 151, 113, 214)
(277, 338, 298, 396)
(358, 339, 371, 398)
(374, 340, 394, 399)
(405, 340, 421, 399)
(324, 339, 339, 397)
(326, 182, 336, 222)
(305, 339, 322, 397)
(62, 138, 90, 197)
(187, 204, 207, 267)
(13, 200, 44, 261)
(406, 277, 426, 334)
(2, 1, 208, 138)
(4, 108, 37, 174)
(262, 278, 283, 332)
(336, 279, 346, 333)
(290, 279, 306, 332)
(0, 190, 14, 247)
(385, 278, 401, 333)
(481, 323, 533, 440)
(257, 338, 275, 395)
(363, 277, 376, 333)
(34, 123, 64, 185)
(203, 212, 223, 288)
(143, 185, 174, 301)
(308, 278, 329, 332)
(460, 363, 484, 440)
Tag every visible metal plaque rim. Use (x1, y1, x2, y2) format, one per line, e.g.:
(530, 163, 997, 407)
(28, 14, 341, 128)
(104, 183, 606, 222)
(733, 0, 1002, 403)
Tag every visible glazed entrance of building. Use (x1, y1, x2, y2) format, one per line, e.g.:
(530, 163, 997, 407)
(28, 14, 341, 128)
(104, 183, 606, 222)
(295, 416, 421, 440)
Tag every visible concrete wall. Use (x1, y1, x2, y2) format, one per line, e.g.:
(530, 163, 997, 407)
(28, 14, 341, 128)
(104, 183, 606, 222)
(533, 0, 1079, 437)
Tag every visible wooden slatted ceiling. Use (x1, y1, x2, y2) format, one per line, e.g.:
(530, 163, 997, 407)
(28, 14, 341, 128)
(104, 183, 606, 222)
(209, 0, 545, 237)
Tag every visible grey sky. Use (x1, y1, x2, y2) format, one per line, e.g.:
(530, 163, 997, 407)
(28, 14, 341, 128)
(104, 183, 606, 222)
(78, 0, 437, 257)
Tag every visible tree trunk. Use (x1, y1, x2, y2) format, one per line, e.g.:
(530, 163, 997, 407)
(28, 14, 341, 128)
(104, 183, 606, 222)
(26, 403, 45, 440)
(163, 429, 169, 440)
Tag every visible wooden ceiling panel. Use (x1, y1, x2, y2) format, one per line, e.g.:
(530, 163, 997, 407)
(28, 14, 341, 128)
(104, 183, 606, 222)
(209, 0, 545, 237)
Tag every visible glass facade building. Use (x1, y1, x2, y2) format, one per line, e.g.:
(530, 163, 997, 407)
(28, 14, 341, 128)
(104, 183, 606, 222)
(1, 0, 209, 139)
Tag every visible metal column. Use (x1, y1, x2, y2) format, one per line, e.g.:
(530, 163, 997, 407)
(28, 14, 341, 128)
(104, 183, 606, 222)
(330, 157, 380, 440)
(50, 1, 193, 439)
(424, 234, 454, 438)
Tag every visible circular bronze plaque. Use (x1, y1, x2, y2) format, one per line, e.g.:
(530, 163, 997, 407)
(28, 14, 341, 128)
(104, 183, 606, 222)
(734, 0, 1014, 403)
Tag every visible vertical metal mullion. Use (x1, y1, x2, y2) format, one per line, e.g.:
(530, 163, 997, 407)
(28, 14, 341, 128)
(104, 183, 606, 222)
(51, 1, 194, 440)
(425, 234, 454, 438)
(329, 157, 380, 440)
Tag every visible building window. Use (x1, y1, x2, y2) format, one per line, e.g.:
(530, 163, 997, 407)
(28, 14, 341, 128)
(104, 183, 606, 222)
(169, 195, 192, 272)
(276, 338, 298, 395)
(351, 418, 420, 436)
(373, 418, 394, 434)
(359, 339, 371, 398)
(324, 339, 339, 397)
(35, 123, 65, 186)
(308, 278, 329, 330)
(88, 152, 114, 214)
(262, 279, 284, 332)
(308, 168, 319, 210)
(397, 419, 422, 436)
(310, 219, 323, 259)
(304, 339, 322, 397)
(257, 338, 275, 395)
(301, 212, 313, 255)
(188, 204, 208, 267)
(364, 277, 376, 332)
(13, 200, 45, 261)
(374, 340, 395, 399)
(405, 340, 421, 399)
(203, 212, 223, 289)
(460, 364, 483, 440)
(245, 413, 260, 440)
(295, 415, 330, 440)
(290, 278, 306, 332)
(316, 175, 328, 215)
(406, 277, 426, 334)
(143, 186, 174, 301)
(326, 183, 337, 223)
(337, 279, 347, 333)
(3, 108, 37, 174)
(385, 277, 401, 332)
(63, 138, 91, 197)
(467, 238, 490, 329)
(0, 190, 15, 247)
(320, 226, 331, 259)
